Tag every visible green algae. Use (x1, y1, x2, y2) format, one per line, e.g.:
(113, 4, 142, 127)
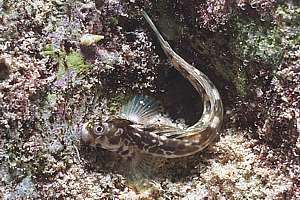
(110, 16, 119, 26)
(224, 3, 300, 98)
(231, 17, 284, 66)
(276, 5, 300, 48)
(232, 69, 247, 97)
(276, 4, 300, 27)
(42, 44, 90, 78)
(65, 51, 89, 73)
(42, 44, 61, 57)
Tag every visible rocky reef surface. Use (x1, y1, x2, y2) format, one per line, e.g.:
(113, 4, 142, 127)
(0, 0, 299, 199)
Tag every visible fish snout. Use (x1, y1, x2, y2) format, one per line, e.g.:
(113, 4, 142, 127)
(81, 122, 95, 144)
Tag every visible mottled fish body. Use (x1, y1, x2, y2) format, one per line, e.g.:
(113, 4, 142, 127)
(81, 11, 223, 158)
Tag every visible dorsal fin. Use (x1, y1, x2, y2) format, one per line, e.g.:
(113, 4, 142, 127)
(120, 95, 162, 124)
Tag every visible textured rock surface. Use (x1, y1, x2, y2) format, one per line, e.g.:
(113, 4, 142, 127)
(0, 0, 299, 199)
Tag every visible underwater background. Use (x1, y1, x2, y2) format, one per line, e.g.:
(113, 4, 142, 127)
(0, 0, 299, 199)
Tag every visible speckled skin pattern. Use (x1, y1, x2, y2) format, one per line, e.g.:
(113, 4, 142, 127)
(81, 11, 223, 158)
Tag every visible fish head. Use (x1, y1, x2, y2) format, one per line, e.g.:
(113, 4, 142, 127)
(81, 118, 125, 151)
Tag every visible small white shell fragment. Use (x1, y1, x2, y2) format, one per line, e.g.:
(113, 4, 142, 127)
(80, 34, 104, 46)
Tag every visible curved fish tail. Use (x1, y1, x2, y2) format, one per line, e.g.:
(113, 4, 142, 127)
(142, 11, 223, 156)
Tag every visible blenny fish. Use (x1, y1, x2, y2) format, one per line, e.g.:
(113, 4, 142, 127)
(81, 11, 223, 159)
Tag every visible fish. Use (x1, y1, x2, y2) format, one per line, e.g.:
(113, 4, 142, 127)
(80, 11, 223, 159)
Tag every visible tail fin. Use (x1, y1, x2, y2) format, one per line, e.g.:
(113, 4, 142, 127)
(142, 11, 173, 53)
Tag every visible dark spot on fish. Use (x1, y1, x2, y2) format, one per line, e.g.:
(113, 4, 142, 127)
(157, 149, 165, 155)
(161, 143, 176, 152)
(165, 151, 173, 155)
(124, 139, 130, 146)
(177, 143, 186, 150)
(121, 149, 129, 155)
(130, 132, 142, 141)
(148, 146, 164, 155)
(109, 136, 120, 145)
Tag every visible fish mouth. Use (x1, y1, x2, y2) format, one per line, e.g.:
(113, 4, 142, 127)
(81, 122, 94, 144)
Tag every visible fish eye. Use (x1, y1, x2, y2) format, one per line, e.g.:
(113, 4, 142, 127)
(94, 125, 104, 134)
